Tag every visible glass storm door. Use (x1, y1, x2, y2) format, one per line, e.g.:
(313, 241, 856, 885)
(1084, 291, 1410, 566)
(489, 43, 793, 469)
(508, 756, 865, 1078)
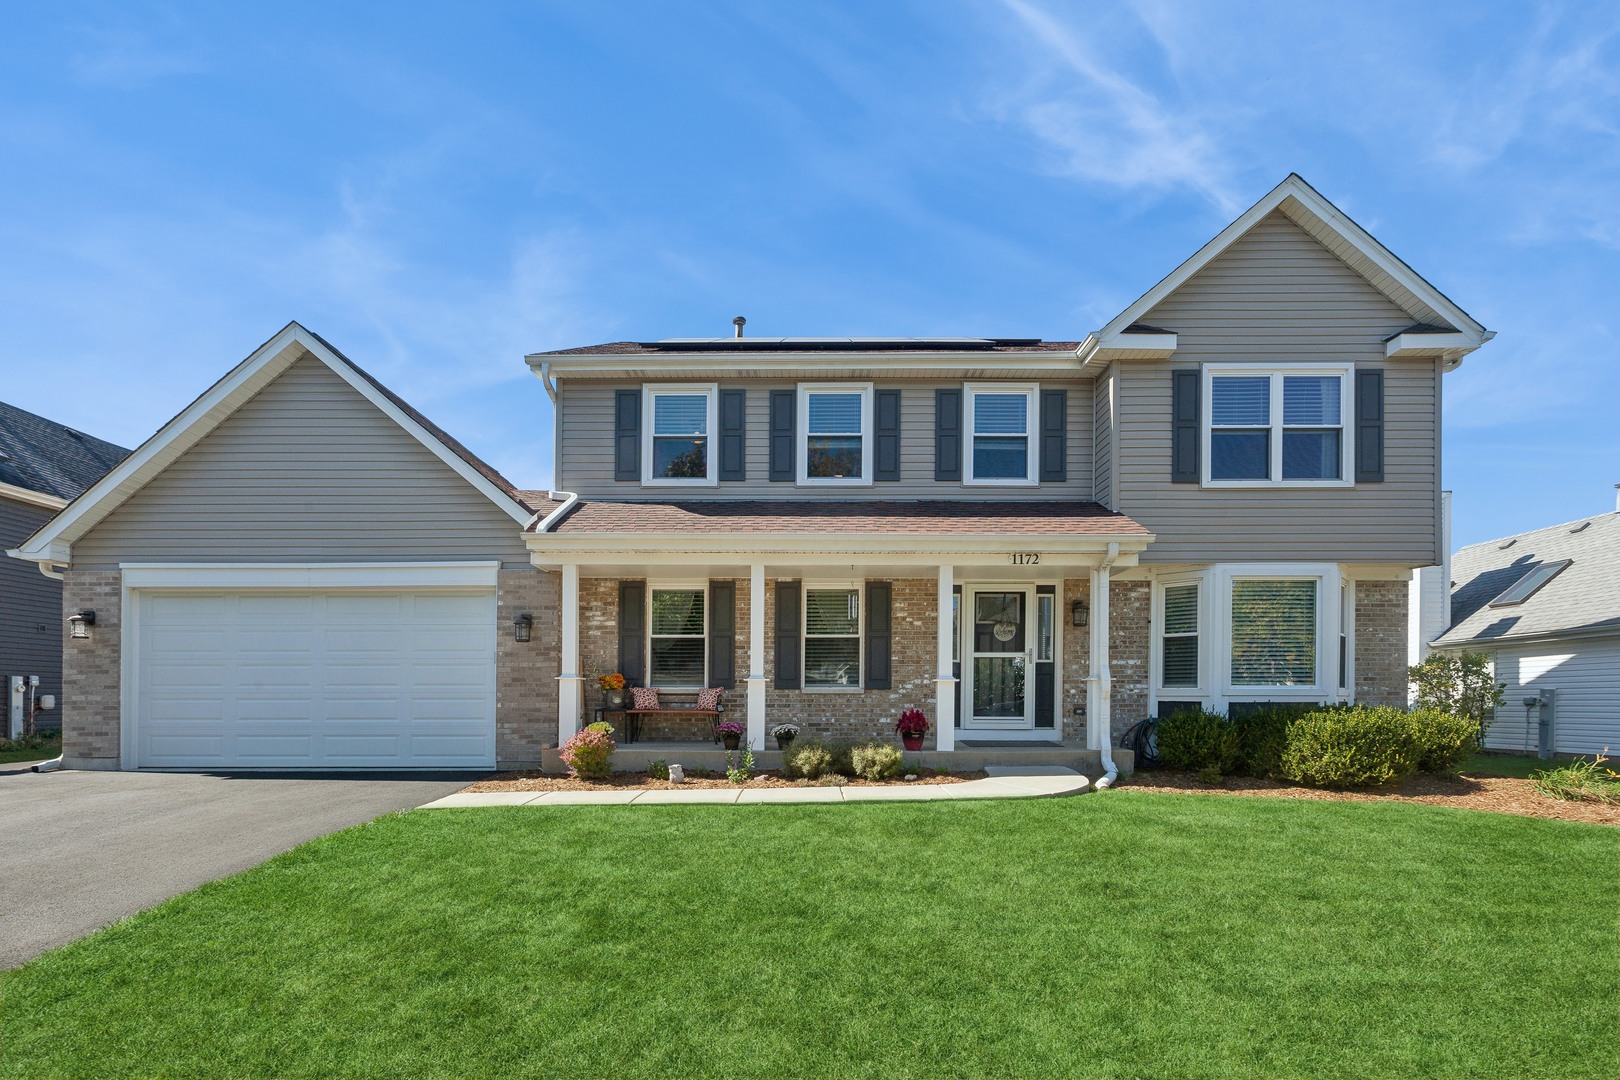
(966, 587, 1034, 729)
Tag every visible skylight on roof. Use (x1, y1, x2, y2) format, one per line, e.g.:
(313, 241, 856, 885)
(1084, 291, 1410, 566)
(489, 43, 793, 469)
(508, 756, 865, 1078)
(1488, 560, 1572, 608)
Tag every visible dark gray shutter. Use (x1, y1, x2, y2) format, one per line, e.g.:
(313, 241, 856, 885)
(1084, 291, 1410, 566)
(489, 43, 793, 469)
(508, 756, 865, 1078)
(719, 389, 746, 481)
(1171, 369, 1200, 483)
(774, 580, 801, 689)
(617, 581, 645, 686)
(1354, 369, 1384, 483)
(1035, 585, 1055, 727)
(935, 388, 962, 481)
(708, 581, 736, 687)
(952, 585, 962, 726)
(614, 390, 641, 482)
(1039, 388, 1067, 483)
(769, 390, 795, 482)
(873, 389, 901, 482)
(864, 581, 892, 690)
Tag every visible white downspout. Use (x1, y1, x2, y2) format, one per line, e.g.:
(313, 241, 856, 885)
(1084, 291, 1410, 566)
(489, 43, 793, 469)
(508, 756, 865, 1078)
(1093, 542, 1121, 789)
(535, 490, 578, 533)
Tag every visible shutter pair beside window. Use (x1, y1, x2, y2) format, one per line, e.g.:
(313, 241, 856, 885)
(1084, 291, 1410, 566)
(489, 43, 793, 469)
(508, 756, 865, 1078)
(614, 389, 747, 481)
(936, 388, 1066, 481)
(618, 580, 737, 688)
(1168, 368, 1384, 482)
(772, 581, 892, 690)
(770, 389, 901, 481)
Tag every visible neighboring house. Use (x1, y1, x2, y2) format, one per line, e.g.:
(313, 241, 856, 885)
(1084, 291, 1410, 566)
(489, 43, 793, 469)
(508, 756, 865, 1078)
(9, 174, 1494, 772)
(0, 402, 128, 737)
(1430, 489, 1620, 757)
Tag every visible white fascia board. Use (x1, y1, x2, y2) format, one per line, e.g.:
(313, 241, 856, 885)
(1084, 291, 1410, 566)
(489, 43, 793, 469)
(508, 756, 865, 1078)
(1088, 174, 1489, 350)
(527, 351, 1083, 378)
(0, 482, 67, 511)
(526, 531, 1154, 561)
(1077, 332, 1178, 374)
(1384, 331, 1477, 358)
(120, 561, 501, 590)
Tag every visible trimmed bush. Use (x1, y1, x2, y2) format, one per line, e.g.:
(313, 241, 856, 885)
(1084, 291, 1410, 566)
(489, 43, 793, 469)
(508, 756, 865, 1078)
(1407, 709, 1477, 774)
(850, 742, 903, 781)
(1280, 706, 1419, 788)
(1234, 705, 1314, 779)
(784, 741, 835, 780)
(559, 725, 616, 780)
(1156, 709, 1239, 776)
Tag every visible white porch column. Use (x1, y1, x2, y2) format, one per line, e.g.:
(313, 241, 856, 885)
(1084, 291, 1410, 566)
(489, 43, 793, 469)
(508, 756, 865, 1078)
(747, 564, 767, 751)
(1085, 565, 1112, 752)
(935, 563, 956, 752)
(557, 562, 582, 744)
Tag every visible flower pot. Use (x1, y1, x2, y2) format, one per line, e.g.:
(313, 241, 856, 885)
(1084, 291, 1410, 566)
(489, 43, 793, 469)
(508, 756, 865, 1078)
(722, 734, 741, 750)
(606, 689, 626, 710)
(901, 733, 925, 752)
(775, 735, 795, 751)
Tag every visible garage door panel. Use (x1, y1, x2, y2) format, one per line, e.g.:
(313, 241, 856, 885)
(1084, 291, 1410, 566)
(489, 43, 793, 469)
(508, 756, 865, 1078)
(134, 587, 496, 769)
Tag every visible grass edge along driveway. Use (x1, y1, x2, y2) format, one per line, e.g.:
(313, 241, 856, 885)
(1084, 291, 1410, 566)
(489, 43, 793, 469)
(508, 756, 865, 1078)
(2, 794, 1615, 1079)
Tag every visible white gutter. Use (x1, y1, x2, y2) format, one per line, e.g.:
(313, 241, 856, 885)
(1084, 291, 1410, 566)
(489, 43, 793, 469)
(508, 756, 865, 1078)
(535, 490, 579, 533)
(4, 549, 65, 580)
(537, 361, 558, 404)
(1094, 541, 1121, 789)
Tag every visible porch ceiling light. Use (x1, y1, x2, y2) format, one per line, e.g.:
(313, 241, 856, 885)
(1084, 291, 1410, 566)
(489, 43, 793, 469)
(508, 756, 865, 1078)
(1071, 599, 1088, 628)
(513, 613, 533, 642)
(67, 609, 96, 640)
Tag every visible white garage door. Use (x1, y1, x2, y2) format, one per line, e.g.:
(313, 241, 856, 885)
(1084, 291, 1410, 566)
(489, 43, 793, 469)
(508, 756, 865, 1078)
(133, 589, 496, 769)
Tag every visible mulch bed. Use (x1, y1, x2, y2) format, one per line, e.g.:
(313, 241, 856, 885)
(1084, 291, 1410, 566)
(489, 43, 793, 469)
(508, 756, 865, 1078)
(1121, 769, 1620, 827)
(467, 770, 986, 793)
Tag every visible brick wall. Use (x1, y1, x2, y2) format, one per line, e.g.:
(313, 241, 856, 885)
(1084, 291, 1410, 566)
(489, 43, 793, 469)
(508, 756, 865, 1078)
(496, 567, 558, 767)
(1060, 577, 1150, 744)
(1355, 579, 1409, 706)
(60, 571, 121, 768)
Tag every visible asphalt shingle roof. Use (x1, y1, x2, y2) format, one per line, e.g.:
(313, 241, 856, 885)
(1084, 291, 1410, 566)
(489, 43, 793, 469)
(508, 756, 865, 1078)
(1440, 511, 1620, 645)
(542, 499, 1149, 536)
(0, 401, 129, 501)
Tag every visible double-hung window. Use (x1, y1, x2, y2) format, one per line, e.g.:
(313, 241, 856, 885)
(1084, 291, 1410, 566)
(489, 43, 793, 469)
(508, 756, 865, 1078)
(966, 383, 1037, 484)
(1229, 578, 1318, 687)
(804, 587, 861, 690)
(798, 384, 872, 484)
(1205, 366, 1350, 485)
(644, 385, 717, 485)
(1160, 582, 1200, 689)
(649, 588, 706, 687)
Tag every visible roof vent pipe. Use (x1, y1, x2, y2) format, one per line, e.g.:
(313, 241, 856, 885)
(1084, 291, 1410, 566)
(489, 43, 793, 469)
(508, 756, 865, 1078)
(732, 316, 746, 338)
(1613, 482, 1619, 513)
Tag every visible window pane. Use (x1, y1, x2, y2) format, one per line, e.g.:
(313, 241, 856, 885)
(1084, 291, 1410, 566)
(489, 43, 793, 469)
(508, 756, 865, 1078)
(807, 393, 862, 434)
(1037, 594, 1054, 662)
(806, 436, 863, 478)
(650, 638, 705, 686)
(1231, 580, 1316, 686)
(652, 394, 708, 436)
(1283, 376, 1340, 426)
(650, 590, 705, 636)
(973, 394, 1027, 434)
(1162, 637, 1198, 687)
(804, 638, 860, 688)
(973, 436, 1028, 479)
(1163, 584, 1198, 634)
(1210, 430, 1268, 480)
(1211, 376, 1269, 426)
(973, 657, 1026, 717)
(652, 437, 708, 478)
(805, 590, 858, 635)
(1281, 430, 1340, 480)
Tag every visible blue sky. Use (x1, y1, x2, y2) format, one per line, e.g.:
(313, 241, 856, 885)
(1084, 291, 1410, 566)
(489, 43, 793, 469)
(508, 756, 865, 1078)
(1, 1, 1616, 549)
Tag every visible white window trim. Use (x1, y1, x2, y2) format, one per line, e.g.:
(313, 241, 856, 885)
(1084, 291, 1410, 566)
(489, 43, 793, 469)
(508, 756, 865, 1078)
(647, 582, 709, 690)
(796, 382, 874, 486)
(642, 384, 719, 487)
(964, 381, 1039, 486)
(1201, 363, 1354, 489)
(802, 581, 863, 693)
(1215, 563, 1340, 699)
(1151, 574, 1208, 696)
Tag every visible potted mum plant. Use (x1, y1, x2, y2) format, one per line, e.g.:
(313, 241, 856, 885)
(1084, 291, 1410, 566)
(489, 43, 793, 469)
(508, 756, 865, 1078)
(896, 708, 929, 751)
(715, 719, 745, 751)
(597, 672, 627, 709)
(771, 723, 800, 750)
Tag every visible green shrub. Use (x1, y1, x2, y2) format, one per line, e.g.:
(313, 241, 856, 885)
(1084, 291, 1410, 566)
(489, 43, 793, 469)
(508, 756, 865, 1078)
(1156, 709, 1238, 776)
(1532, 754, 1620, 803)
(1233, 705, 1313, 778)
(559, 725, 616, 780)
(1407, 709, 1477, 774)
(1280, 706, 1419, 788)
(784, 741, 835, 780)
(646, 758, 670, 781)
(726, 748, 755, 784)
(827, 741, 858, 777)
(850, 741, 903, 781)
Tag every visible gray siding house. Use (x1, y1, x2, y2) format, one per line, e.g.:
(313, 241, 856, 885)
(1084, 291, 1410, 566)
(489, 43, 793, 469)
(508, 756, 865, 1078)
(10, 175, 1494, 772)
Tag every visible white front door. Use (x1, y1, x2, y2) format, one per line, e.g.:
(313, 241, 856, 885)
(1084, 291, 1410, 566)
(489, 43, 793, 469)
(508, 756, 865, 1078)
(963, 586, 1035, 730)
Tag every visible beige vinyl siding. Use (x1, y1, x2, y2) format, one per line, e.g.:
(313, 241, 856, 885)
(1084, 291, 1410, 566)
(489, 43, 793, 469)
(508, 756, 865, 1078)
(1120, 210, 1441, 564)
(73, 357, 530, 567)
(1092, 367, 1115, 510)
(557, 378, 1095, 500)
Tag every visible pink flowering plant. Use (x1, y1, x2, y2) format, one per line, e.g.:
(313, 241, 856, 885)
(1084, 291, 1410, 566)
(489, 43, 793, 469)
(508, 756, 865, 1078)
(895, 709, 930, 736)
(560, 721, 617, 780)
(715, 720, 745, 736)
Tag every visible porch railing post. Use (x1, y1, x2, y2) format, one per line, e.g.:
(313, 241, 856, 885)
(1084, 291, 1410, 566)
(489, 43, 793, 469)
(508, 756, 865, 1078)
(935, 563, 956, 751)
(558, 561, 582, 745)
(747, 563, 767, 751)
(1085, 564, 1111, 752)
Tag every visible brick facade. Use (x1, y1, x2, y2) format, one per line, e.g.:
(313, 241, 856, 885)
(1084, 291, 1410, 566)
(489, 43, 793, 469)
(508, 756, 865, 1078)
(496, 567, 559, 767)
(60, 570, 122, 769)
(1354, 579, 1409, 707)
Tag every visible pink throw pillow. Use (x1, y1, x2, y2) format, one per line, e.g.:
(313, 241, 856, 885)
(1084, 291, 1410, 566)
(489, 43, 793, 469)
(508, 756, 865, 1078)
(630, 686, 661, 710)
(696, 687, 723, 712)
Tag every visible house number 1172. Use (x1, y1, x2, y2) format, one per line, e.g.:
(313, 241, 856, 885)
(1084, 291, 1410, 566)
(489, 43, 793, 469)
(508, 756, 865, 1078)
(1009, 553, 1041, 565)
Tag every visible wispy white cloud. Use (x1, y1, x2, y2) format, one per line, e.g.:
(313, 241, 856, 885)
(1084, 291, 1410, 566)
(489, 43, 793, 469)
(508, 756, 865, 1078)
(67, 23, 210, 87)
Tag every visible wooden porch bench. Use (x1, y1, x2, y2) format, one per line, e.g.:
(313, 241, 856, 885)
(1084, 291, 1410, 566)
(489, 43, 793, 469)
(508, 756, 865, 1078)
(623, 690, 727, 744)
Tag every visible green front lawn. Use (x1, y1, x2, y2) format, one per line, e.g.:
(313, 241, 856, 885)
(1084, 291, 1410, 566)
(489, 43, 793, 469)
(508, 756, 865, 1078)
(0, 732, 59, 765)
(1463, 751, 1576, 778)
(2, 796, 1615, 1079)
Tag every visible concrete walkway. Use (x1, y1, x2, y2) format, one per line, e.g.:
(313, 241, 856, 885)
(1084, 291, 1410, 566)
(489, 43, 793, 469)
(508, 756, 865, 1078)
(420, 765, 1089, 807)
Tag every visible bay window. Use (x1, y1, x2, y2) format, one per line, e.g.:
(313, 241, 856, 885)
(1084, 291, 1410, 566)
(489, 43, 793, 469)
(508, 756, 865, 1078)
(966, 383, 1037, 484)
(1205, 366, 1350, 485)
(804, 587, 861, 689)
(644, 386, 717, 484)
(649, 588, 706, 687)
(798, 384, 872, 484)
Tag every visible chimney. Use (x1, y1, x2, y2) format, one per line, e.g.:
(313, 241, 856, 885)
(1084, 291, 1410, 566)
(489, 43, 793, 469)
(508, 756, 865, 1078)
(732, 315, 746, 338)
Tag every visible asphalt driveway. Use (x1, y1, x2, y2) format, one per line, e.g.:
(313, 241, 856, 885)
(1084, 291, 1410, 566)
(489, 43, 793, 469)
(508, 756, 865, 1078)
(0, 763, 474, 968)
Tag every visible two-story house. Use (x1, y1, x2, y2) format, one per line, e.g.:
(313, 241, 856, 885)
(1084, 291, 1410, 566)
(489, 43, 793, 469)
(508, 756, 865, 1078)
(10, 175, 1491, 773)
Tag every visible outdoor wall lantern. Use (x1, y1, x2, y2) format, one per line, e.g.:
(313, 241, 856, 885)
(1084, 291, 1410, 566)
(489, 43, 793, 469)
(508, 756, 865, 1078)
(67, 609, 96, 640)
(1070, 599, 1089, 628)
(513, 613, 533, 642)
